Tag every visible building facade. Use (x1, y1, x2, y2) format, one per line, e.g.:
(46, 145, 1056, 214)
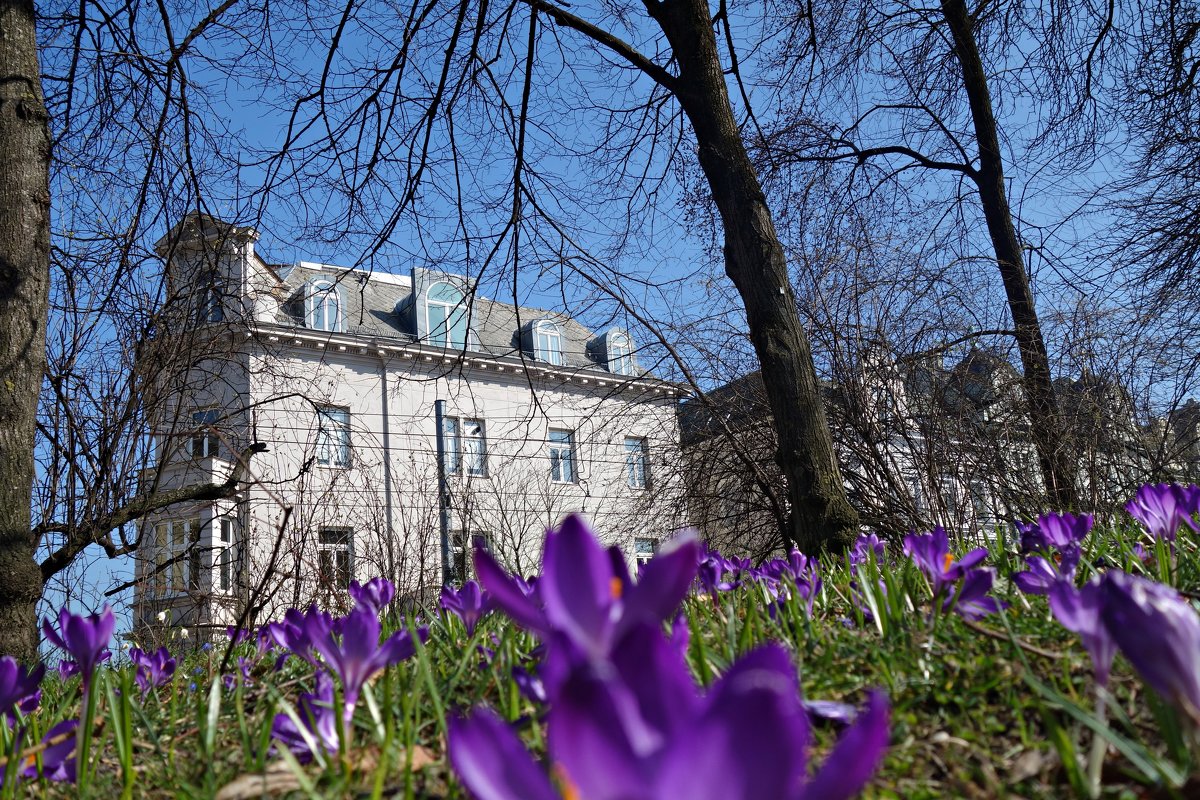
(134, 216, 685, 633)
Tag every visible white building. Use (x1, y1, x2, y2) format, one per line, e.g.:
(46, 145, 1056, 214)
(134, 215, 685, 633)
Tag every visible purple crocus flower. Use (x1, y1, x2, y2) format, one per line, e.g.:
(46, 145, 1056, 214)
(474, 514, 699, 662)
(349, 577, 396, 616)
(129, 647, 176, 695)
(305, 604, 427, 720)
(1125, 483, 1200, 542)
(226, 626, 252, 646)
(1011, 548, 1081, 596)
(904, 529, 1003, 619)
(946, 569, 1005, 620)
(1016, 512, 1094, 553)
(271, 673, 340, 762)
(42, 606, 115, 687)
(440, 581, 493, 637)
(850, 533, 885, 571)
(1048, 581, 1115, 686)
(20, 719, 79, 783)
(449, 624, 890, 800)
(0, 657, 44, 724)
(903, 528, 987, 597)
(1099, 570, 1200, 723)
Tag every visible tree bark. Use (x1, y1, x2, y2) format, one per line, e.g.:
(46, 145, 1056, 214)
(941, 0, 1078, 510)
(646, 0, 859, 552)
(0, 0, 51, 662)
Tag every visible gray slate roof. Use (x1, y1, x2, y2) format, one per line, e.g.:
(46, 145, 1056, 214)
(274, 262, 632, 374)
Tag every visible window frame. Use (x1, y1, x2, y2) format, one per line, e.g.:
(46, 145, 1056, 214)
(425, 281, 469, 349)
(316, 406, 351, 468)
(197, 272, 224, 324)
(534, 320, 564, 365)
(634, 537, 659, 569)
(549, 428, 577, 484)
(624, 436, 650, 489)
(442, 416, 488, 478)
(153, 518, 202, 595)
(307, 278, 343, 333)
(317, 526, 353, 589)
(218, 517, 238, 593)
(607, 331, 635, 376)
(191, 408, 221, 458)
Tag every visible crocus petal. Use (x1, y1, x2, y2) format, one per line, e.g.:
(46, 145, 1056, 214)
(447, 709, 560, 800)
(609, 624, 700, 741)
(548, 665, 656, 799)
(653, 644, 808, 799)
(1049, 581, 1115, 686)
(620, 531, 699, 635)
(1100, 570, 1200, 720)
(803, 691, 890, 800)
(474, 548, 546, 633)
(539, 514, 618, 657)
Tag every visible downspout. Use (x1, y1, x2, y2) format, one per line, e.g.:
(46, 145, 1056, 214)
(376, 351, 397, 565)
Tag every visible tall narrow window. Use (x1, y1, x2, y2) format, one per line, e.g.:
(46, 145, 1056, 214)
(318, 527, 353, 588)
(549, 429, 576, 483)
(198, 273, 224, 323)
(155, 518, 201, 594)
(316, 407, 351, 467)
(426, 281, 468, 348)
(441, 416, 461, 475)
(625, 437, 649, 489)
(307, 279, 342, 332)
(218, 518, 237, 593)
(608, 332, 635, 376)
(463, 419, 487, 477)
(634, 537, 659, 569)
(192, 409, 220, 458)
(534, 320, 563, 365)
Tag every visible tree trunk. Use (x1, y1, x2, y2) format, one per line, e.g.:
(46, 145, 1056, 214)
(647, 0, 859, 553)
(0, 0, 50, 662)
(941, 0, 1078, 510)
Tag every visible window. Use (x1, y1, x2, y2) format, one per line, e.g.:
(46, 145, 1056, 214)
(634, 537, 659, 569)
(608, 332, 635, 376)
(198, 274, 224, 323)
(153, 518, 202, 594)
(549, 429, 576, 483)
(192, 408, 220, 458)
(426, 281, 468, 348)
(218, 518, 238, 593)
(307, 279, 342, 332)
(534, 320, 563, 365)
(441, 417, 488, 477)
(318, 527, 352, 588)
(625, 437, 650, 489)
(316, 406, 351, 467)
(462, 419, 487, 477)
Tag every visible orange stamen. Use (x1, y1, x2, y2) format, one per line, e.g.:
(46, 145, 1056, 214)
(943, 553, 955, 573)
(610, 576, 624, 600)
(554, 764, 582, 800)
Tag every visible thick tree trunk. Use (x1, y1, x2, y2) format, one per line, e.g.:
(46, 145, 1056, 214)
(647, 0, 858, 552)
(941, 0, 1078, 510)
(0, 0, 51, 661)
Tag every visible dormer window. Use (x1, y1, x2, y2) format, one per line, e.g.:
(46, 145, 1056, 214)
(534, 320, 563, 365)
(426, 280, 468, 348)
(306, 279, 343, 332)
(607, 330, 635, 376)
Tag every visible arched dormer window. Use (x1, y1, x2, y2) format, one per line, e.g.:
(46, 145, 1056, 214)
(306, 279, 344, 332)
(607, 330, 635, 376)
(426, 280, 468, 348)
(534, 320, 563, 365)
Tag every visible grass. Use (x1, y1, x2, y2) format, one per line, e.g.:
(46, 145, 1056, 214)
(4, 518, 1198, 799)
